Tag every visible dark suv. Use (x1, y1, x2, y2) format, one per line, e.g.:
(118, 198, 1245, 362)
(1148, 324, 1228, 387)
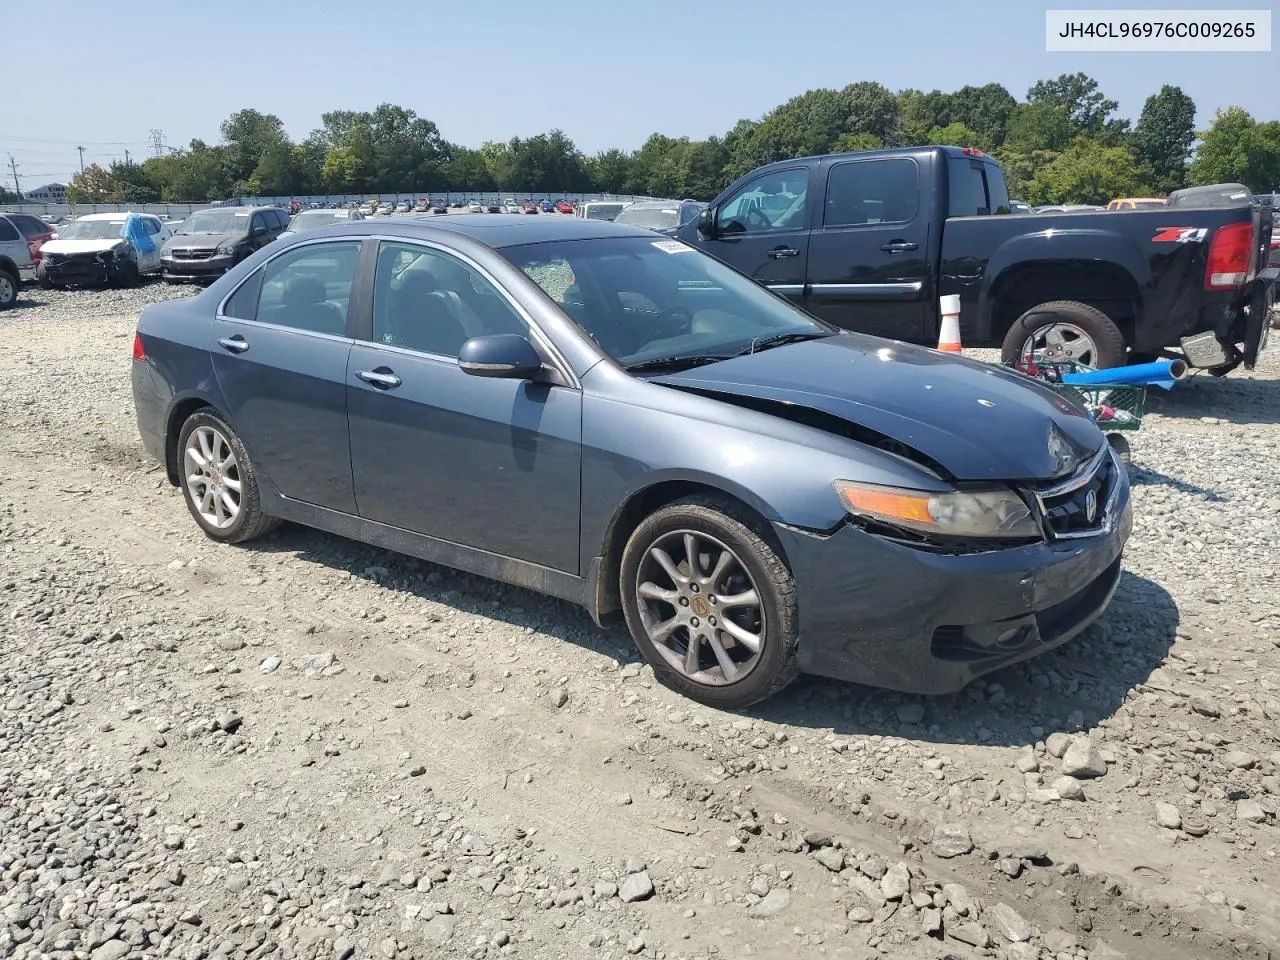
(161, 206, 288, 283)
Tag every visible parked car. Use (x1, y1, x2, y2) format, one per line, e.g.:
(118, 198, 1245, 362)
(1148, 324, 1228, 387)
(576, 200, 629, 221)
(396, 202, 412, 213)
(38, 212, 171, 289)
(0, 212, 55, 308)
(616, 199, 705, 232)
(486, 201, 502, 214)
(1167, 183, 1254, 207)
(671, 145, 1274, 373)
(521, 201, 540, 214)
(556, 200, 574, 214)
(131, 216, 1132, 709)
(468, 201, 484, 213)
(281, 207, 366, 238)
(1009, 200, 1033, 215)
(504, 199, 521, 214)
(1106, 197, 1167, 210)
(161, 206, 287, 284)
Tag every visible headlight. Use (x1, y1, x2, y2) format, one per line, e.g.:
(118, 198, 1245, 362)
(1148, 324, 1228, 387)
(112, 242, 133, 259)
(216, 243, 238, 257)
(833, 480, 1040, 540)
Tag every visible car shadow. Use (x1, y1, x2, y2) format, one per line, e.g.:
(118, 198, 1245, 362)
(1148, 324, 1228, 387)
(1145, 370, 1280, 426)
(1127, 463, 1227, 501)
(243, 525, 1176, 748)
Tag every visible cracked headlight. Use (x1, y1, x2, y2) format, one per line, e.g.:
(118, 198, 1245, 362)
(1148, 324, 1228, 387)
(833, 480, 1041, 540)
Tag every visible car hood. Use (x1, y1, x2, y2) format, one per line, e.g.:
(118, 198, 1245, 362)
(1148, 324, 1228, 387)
(651, 333, 1103, 482)
(42, 237, 123, 255)
(168, 232, 239, 248)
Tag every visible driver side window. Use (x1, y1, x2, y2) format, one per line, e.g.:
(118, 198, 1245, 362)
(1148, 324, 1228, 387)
(715, 170, 809, 235)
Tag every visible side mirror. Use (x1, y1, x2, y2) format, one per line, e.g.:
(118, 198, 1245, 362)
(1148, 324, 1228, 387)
(458, 334, 544, 380)
(697, 206, 716, 238)
(251, 225, 267, 237)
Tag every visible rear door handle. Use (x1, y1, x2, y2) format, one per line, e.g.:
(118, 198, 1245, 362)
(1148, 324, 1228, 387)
(880, 241, 918, 253)
(767, 246, 800, 259)
(217, 335, 250, 354)
(356, 368, 402, 389)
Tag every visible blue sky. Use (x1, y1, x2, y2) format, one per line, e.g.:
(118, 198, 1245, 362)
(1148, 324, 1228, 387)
(7, 0, 1275, 187)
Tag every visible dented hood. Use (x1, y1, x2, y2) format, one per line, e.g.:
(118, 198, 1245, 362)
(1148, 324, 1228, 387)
(651, 333, 1104, 481)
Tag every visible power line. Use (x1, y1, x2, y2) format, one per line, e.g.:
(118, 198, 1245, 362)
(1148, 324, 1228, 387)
(0, 134, 149, 146)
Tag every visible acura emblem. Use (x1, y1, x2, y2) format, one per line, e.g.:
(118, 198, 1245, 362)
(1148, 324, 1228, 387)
(1084, 489, 1097, 523)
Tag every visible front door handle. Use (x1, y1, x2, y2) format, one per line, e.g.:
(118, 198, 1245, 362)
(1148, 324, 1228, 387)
(356, 368, 402, 389)
(218, 335, 250, 354)
(767, 246, 800, 259)
(880, 241, 918, 253)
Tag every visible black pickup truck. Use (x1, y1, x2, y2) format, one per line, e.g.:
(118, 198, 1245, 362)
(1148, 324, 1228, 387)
(671, 145, 1274, 372)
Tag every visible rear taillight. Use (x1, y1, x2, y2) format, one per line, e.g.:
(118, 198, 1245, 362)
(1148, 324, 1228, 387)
(132, 333, 146, 361)
(1204, 222, 1254, 290)
(28, 232, 52, 262)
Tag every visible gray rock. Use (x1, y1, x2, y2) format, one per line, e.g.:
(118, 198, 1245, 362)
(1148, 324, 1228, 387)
(1224, 751, 1256, 769)
(1046, 732, 1072, 758)
(1154, 802, 1182, 830)
(549, 686, 569, 708)
(812, 847, 844, 872)
(594, 880, 618, 899)
(847, 905, 873, 923)
(1061, 737, 1107, 778)
(987, 902, 1032, 942)
(921, 907, 942, 934)
(1190, 695, 1221, 718)
(1236, 800, 1266, 823)
(1053, 775, 1086, 800)
(626, 936, 646, 954)
(747, 888, 791, 918)
(1015, 752, 1040, 773)
(216, 712, 242, 733)
(931, 822, 974, 858)
(880, 862, 910, 900)
(948, 921, 989, 948)
(91, 942, 132, 960)
(619, 870, 654, 902)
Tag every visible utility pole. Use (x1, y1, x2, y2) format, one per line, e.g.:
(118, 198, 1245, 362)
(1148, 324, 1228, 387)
(124, 149, 131, 166)
(7, 154, 20, 199)
(76, 146, 85, 172)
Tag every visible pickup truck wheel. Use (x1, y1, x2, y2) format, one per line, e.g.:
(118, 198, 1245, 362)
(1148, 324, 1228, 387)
(1001, 300, 1127, 370)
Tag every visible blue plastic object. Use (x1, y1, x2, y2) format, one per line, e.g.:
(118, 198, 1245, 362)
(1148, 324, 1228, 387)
(120, 214, 156, 255)
(1059, 359, 1183, 391)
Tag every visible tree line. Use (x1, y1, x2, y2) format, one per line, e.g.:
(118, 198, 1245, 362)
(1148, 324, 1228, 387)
(7, 73, 1277, 208)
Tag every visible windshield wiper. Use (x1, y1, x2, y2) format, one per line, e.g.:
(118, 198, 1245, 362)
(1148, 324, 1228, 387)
(624, 354, 733, 373)
(735, 331, 831, 356)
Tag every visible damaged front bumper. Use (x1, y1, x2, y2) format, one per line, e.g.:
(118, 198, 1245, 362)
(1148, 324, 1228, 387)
(161, 252, 236, 282)
(773, 448, 1133, 695)
(39, 252, 127, 287)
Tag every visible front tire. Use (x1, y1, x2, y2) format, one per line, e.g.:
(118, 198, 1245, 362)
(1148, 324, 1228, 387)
(176, 410, 278, 544)
(1001, 299, 1127, 370)
(619, 495, 799, 709)
(112, 261, 141, 288)
(0, 269, 17, 310)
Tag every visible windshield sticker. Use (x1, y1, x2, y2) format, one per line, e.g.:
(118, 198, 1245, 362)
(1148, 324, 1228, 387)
(651, 240, 693, 254)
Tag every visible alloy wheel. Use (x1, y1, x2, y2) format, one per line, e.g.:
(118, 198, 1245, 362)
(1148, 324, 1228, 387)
(183, 425, 242, 529)
(1021, 322, 1097, 367)
(634, 529, 764, 686)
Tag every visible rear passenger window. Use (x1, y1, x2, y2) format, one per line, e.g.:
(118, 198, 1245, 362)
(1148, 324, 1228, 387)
(824, 159, 920, 227)
(14, 216, 50, 238)
(270, 210, 288, 229)
(0, 218, 19, 242)
(222, 267, 263, 321)
(947, 158, 991, 217)
(256, 241, 361, 335)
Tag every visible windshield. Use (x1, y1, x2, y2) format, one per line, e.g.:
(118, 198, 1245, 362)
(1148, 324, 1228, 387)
(289, 210, 349, 231)
(54, 219, 126, 241)
(502, 236, 833, 369)
(615, 206, 680, 230)
(584, 203, 626, 221)
(178, 210, 252, 235)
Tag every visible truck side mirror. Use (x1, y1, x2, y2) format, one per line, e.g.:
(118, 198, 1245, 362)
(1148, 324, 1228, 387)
(697, 206, 716, 238)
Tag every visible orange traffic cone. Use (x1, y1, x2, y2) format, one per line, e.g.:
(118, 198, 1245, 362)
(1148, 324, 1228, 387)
(937, 294, 962, 352)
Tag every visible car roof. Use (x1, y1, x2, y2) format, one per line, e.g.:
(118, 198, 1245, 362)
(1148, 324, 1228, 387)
(298, 213, 659, 248)
(621, 199, 680, 209)
(77, 211, 149, 221)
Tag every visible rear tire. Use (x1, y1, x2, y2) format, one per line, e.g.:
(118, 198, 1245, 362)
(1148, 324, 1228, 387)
(0, 269, 16, 310)
(113, 261, 141, 289)
(1001, 299, 1127, 370)
(619, 495, 800, 710)
(176, 410, 279, 544)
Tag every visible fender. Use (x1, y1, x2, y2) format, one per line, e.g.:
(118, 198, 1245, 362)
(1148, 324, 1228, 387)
(976, 228, 1150, 338)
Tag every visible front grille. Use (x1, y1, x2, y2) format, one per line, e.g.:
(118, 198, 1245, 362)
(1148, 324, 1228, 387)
(171, 248, 216, 260)
(1028, 446, 1114, 539)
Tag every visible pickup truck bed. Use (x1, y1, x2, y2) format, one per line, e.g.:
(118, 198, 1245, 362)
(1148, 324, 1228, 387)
(673, 146, 1273, 372)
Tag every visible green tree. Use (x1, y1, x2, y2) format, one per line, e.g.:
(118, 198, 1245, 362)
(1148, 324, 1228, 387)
(1004, 101, 1074, 154)
(66, 163, 119, 203)
(221, 109, 288, 187)
(896, 89, 953, 145)
(1027, 73, 1119, 138)
(109, 160, 161, 203)
(948, 83, 1018, 148)
(587, 149, 633, 193)
(1132, 85, 1196, 193)
(1027, 136, 1150, 204)
(1188, 107, 1280, 192)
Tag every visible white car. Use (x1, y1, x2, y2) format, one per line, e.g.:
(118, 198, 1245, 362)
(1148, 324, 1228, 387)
(504, 199, 521, 214)
(37, 212, 171, 289)
(468, 201, 483, 213)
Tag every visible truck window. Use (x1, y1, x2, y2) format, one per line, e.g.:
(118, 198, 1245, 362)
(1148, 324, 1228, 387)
(948, 158, 991, 217)
(823, 159, 919, 227)
(983, 161, 1011, 215)
(716, 169, 809, 234)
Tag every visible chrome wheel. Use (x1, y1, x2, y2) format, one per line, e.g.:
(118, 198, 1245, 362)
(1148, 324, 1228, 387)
(1021, 323, 1097, 366)
(0, 274, 14, 307)
(634, 530, 764, 686)
(183, 425, 242, 530)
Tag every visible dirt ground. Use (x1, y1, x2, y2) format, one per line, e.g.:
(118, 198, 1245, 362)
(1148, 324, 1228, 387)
(1, 285, 1277, 960)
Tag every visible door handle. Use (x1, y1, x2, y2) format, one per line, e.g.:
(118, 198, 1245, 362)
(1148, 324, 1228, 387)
(217, 335, 250, 354)
(356, 368, 402, 389)
(767, 247, 800, 259)
(880, 241, 918, 253)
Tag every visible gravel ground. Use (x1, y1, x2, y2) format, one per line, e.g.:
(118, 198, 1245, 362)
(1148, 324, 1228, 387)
(1, 281, 1278, 960)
